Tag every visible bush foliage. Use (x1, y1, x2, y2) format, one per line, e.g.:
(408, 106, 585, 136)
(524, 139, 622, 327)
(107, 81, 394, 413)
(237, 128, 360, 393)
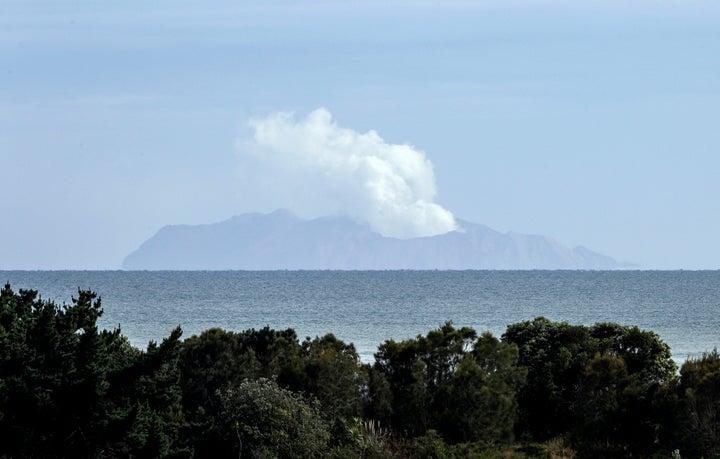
(1, 283, 718, 458)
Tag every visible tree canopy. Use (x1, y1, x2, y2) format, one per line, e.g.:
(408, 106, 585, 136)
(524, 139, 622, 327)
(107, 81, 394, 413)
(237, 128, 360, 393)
(0, 283, 189, 458)
(2, 283, 717, 458)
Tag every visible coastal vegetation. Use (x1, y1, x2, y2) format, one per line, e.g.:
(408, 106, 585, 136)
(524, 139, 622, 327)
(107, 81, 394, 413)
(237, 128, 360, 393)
(1, 283, 719, 458)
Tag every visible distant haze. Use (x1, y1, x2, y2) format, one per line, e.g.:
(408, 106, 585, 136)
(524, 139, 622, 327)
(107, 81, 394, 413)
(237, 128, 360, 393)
(238, 108, 457, 239)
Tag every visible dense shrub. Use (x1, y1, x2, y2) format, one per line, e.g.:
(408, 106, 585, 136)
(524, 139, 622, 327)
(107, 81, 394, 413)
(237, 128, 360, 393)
(218, 377, 331, 458)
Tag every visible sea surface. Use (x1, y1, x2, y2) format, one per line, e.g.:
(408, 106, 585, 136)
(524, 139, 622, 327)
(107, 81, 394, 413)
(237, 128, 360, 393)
(2, 270, 719, 364)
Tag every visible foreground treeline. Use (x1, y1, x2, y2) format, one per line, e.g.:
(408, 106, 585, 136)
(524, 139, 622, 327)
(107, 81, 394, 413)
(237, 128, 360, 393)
(1, 284, 720, 458)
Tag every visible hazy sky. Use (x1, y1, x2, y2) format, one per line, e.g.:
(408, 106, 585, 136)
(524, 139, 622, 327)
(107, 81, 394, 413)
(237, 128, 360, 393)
(2, 0, 719, 269)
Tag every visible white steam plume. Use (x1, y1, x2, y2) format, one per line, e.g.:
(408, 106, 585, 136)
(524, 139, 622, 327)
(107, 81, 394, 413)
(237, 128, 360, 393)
(237, 108, 457, 239)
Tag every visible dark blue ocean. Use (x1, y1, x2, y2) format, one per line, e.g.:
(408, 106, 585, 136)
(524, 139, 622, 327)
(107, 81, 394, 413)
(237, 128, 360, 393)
(2, 271, 719, 364)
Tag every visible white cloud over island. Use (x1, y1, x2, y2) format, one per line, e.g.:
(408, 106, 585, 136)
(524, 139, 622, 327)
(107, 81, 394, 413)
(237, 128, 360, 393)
(237, 108, 457, 239)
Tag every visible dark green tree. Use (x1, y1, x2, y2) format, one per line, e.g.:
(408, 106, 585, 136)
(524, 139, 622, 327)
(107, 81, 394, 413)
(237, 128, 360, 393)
(235, 326, 306, 390)
(365, 365, 394, 429)
(503, 317, 676, 456)
(0, 283, 189, 458)
(179, 326, 306, 456)
(301, 334, 367, 432)
(179, 327, 254, 420)
(374, 322, 476, 436)
(436, 332, 526, 445)
(572, 352, 633, 458)
(374, 323, 524, 445)
(502, 317, 593, 439)
(675, 349, 720, 458)
(179, 326, 306, 419)
(590, 322, 676, 385)
(102, 326, 189, 458)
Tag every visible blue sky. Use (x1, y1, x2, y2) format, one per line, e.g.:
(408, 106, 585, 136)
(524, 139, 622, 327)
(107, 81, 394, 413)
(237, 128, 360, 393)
(2, 0, 719, 269)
